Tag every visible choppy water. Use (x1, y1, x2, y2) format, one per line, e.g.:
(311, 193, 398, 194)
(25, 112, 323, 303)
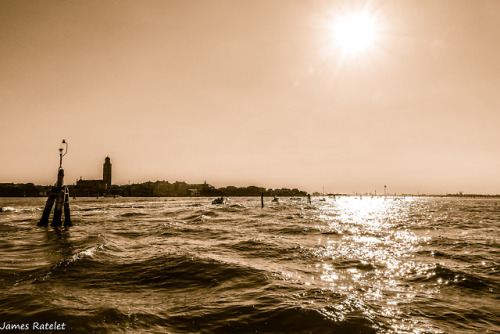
(0, 197, 498, 333)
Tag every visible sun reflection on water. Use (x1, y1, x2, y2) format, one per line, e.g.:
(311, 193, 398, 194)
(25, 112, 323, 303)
(307, 196, 442, 332)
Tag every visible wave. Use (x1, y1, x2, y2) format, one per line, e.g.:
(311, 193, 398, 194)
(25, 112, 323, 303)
(220, 203, 248, 213)
(418, 249, 493, 264)
(0, 300, 379, 333)
(128, 255, 269, 290)
(30, 253, 270, 293)
(184, 305, 378, 334)
(76, 206, 102, 212)
(228, 239, 277, 256)
(179, 211, 223, 223)
(119, 212, 148, 218)
(0, 206, 41, 213)
(275, 225, 323, 235)
(407, 264, 494, 291)
(35, 243, 109, 282)
(1, 206, 17, 212)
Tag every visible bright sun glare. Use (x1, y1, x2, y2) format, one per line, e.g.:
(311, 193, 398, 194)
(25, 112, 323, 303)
(333, 12, 378, 55)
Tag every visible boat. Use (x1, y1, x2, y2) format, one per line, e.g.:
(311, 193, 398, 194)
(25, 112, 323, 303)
(212, 197, 227, 205)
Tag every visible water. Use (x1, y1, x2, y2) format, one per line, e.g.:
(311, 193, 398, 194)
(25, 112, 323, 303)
(0, 197, 498, 333)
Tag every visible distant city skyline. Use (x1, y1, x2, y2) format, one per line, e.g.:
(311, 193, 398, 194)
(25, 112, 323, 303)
(3, 151, 495, 195)
(1, 1, 499, 194)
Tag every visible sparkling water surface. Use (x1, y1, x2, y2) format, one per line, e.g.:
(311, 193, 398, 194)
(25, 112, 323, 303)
(0, 197, 498, 333)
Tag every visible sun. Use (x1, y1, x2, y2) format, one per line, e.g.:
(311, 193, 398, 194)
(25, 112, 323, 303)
(332, 12, 378, 55)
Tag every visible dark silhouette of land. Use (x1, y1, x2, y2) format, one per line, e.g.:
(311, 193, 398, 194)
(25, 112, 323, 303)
(2, 157, 497, 198)
(1, 182, 499, 198)
(0, 181, 308, 198)
(0, 156, 310, 198)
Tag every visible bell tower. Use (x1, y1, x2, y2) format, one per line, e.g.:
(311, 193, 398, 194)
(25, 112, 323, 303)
(103, 156, 112, 189)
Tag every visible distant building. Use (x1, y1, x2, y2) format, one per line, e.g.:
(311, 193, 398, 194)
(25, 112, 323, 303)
(120, 180, 208, 197)
(74, 157, 113, 195)
(76, 179, 107, 189)
(188, 189, 199, 196)
(103, 156, 112, 189)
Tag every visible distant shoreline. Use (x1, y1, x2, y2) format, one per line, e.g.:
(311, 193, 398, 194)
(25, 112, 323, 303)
(0, 182, 308, 198)
(0, 182, 498, 198)
(1, 194, 499, 199)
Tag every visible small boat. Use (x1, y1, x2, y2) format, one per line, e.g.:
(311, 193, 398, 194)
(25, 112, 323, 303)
(290, 197, 302, 201)
(271, 196, 279, 203)
(212, 197, 227, 205)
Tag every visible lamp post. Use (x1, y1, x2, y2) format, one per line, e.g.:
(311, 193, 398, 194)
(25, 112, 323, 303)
(59, 139, 67, 168)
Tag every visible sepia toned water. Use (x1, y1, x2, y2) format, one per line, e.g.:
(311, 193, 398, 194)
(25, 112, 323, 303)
(0, 197, 498, 333)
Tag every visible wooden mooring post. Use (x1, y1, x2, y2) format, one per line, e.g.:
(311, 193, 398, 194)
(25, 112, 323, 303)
(37, 140, 72, 228)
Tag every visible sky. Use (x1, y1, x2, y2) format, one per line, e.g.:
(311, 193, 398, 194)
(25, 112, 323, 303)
(1, 0, 499, 194)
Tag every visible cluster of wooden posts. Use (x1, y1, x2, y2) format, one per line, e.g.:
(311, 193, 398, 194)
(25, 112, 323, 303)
(37, 140, 72, 228)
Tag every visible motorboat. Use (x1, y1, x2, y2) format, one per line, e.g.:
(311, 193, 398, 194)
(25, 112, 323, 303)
(212, 197, 227, 205)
